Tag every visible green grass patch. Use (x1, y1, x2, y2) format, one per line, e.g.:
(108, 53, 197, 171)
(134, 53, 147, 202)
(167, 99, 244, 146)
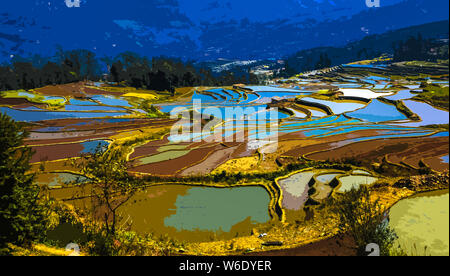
(139, 100, 169, 118)
(422, 124, 449, 130)
(413, 84, 449, 110)
(136, 150, 191, 166)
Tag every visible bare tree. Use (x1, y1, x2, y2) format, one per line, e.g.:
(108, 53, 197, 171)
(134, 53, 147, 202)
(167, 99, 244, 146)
(76, 144, 138, 236)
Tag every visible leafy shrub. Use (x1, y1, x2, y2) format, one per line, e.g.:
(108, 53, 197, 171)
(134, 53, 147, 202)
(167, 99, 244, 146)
(82, 225, 184, 256)
(330, 186, 398, 256)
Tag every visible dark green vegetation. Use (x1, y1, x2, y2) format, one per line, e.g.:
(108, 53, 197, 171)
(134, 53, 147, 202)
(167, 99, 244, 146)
(314, 53, 332, 70)
(139, 101, 168, 118)
(281, 20, 449, 74)
(0, 113, 50, 255)
(329, 186, 398, 256)
(414, 83, 449, 110)
(422, 124, 449, 130)
(393, 34, 449, 62)
(1, 51, 259, 93)
(0, 49, 100, 91)
(109, 54, 259, 93)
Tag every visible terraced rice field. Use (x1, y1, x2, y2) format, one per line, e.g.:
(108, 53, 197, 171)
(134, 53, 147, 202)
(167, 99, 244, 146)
(1, 66, 448, 244)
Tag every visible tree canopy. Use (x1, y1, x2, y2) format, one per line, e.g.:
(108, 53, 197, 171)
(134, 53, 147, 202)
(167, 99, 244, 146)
(1, 50, 259, 93)
(0, 113, 49, 253)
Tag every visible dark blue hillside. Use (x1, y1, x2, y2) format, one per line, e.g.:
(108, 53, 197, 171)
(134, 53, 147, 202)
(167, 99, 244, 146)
(0, 0, 448, 61)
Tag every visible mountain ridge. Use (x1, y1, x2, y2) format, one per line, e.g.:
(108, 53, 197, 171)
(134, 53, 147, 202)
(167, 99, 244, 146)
(0, 0, 448, 62)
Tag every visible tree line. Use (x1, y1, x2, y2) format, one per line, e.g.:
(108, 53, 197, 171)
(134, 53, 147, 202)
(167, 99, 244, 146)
(0, 50, 259, 93)
(108, 52, 258, 94)
(393, 34, 449, 62)
(0, 49, 100, 91)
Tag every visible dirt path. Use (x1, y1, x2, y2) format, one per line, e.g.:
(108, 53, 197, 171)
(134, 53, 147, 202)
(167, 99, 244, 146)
(248, 235, 356, 256)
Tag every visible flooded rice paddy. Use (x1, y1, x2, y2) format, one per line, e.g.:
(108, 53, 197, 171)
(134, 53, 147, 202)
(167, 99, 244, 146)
(0, 106, 129, 122)
(118, 185, 271, 241)
(400, 100, 449, 127)
(337, 175, 378, 193)
(36, 172, 90, 188)
(277, 168, 380, 210)
(346, 100, 407, 122)
(389, 190, 449, 256)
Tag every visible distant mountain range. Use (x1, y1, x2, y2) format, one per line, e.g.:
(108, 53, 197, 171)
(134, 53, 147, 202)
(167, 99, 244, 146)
(284, 20, 450, 73)
(0, 0, 448, 62)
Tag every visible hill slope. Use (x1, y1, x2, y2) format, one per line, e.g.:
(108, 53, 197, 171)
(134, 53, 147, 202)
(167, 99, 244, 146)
(283, 20, 449, 73)
(0, 0, 448, 61)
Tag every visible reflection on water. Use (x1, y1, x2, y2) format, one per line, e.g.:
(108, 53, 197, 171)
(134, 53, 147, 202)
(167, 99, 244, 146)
(81, 140, 110, 154)
(0, 107, 128, 122)
(91, 95, 133, 107)
(337, 175, 378, 192)
(246, 86, 307, 93)
(384, 90, 415, 101)
(118, 185, 271, 241)
(65, 104, 127, 112)
(278, 171, 315, 210)
(301, 97, 366, 114)
(346, 99, 407, 122)
(165, 186, 271, 232)
(389, 190, 449, 256)
(36, 173, 90, 187)
(400, 100, 449, 127)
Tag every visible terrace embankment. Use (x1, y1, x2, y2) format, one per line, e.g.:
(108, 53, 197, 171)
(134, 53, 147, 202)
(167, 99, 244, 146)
(377, 97, 420, 121)
(267, 99, 312, 118)
(295, 98, 333, 115)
